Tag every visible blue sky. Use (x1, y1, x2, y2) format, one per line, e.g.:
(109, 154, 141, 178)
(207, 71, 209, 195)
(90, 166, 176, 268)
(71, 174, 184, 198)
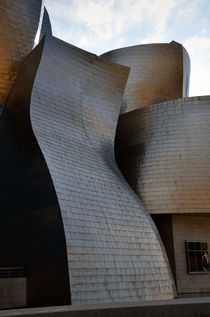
(44, 0, 210, 97)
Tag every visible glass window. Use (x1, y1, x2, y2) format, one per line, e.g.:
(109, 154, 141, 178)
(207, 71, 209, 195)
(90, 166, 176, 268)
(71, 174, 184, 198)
(185, 241, 209, 273)
(0, 267, 25, 278)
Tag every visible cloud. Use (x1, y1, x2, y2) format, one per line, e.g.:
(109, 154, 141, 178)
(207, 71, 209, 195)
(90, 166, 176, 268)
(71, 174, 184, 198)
(44, 0, 210, 96)
(141, 33, 165, 45)
(183, 35, 210, 54)
(176, 0, 202, 22)
(147, 0, 176, 33)
(141, 0, 178, 44)
(183, 35, 210, 96)
(44, 0, 178, 53)
(77, 0, 114, 26)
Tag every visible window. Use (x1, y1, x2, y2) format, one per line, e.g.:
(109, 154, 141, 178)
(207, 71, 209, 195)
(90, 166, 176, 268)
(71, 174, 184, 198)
(185, 241, 209, 273)
(0, 267, 25, 278)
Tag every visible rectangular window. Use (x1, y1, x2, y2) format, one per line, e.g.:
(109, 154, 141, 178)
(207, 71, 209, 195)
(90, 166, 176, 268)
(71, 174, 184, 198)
(185, 241, 209, 273)
(0, 267, 25, 278)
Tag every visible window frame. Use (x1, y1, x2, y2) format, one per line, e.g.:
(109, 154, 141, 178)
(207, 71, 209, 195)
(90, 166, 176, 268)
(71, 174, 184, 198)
(185, 241, 209, 274)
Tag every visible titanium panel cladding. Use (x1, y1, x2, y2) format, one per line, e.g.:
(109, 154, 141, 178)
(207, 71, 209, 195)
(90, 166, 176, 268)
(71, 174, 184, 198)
(116, 96, 210, 214)
(102, 42, 190, 114)
(5, 39, 70, 308)
(0, 0, 42, 103)
(39, 7, 52, 41)
(8, 35, 175, 304)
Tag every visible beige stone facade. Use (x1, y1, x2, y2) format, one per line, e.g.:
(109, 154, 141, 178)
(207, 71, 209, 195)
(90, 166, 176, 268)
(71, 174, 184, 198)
(0, 278, 26, 309)
(173, 214, 210, 295)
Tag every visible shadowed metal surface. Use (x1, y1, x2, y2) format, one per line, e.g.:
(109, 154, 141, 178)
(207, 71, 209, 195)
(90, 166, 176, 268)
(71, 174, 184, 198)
(4, 39, 70, 308)
(39, 7, 52, 41)
(102, 42, 190, 114)
(11, 35, 176, 304)
(0, 0, 42, 103)
(116, 96, 210, 214)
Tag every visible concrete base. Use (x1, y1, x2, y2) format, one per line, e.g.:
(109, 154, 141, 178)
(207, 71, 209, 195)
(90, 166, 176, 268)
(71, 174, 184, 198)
(0, 278, 26, 310)
(1, 298, 210, 317)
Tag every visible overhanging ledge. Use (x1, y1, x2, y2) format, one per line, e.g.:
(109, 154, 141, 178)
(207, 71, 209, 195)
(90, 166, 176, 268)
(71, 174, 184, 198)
(1, 297, 210, 317)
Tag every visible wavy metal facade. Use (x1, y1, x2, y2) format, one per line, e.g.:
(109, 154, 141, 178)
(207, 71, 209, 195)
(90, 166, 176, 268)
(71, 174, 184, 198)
(4, 0, 209, 307)
(0, 0, 43, 104)
(39, 7, 52, 41)
(1, 42, 70, 307)
(102, 42, 190, 114)
(5, 35, 175, 305)
(116, 96, 210, 214)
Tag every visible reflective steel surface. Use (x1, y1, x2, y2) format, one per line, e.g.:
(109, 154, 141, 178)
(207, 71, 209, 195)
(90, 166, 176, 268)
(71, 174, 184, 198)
(6, 35, 175, 304)
(4, 39, 70, 308)
(102, 42, 190, 114)
(39, 7, 52, 41)
(0, 0, 42, 103)
(116, 96, 210, 214)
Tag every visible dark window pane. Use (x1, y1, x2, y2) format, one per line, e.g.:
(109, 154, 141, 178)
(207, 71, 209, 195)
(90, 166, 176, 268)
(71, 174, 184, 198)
(201, 243, 207, 250)
(188, 242, 194, 250)
(196, 251, 203, 271)
(189, 251, 196, 272)
(186, 242, 209, 273)
(0, 267, 25, 278)
(195, 242, 201, 250)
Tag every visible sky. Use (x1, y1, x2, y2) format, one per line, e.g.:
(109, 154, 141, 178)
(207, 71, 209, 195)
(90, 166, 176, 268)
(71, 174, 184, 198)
(44, 0, 210, 97)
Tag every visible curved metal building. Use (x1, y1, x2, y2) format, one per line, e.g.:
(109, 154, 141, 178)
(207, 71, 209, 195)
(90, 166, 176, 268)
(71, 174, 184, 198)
(0, 0, 43, 104)
(102, 42, 190, 114)
(0, 42, 70, 309)
(103, 42, 210, 297)
(115, 95, 210, 297)
(1, 0, 209, 308)
(5, 35, 175, 305)
(39, 7, 52, 41)
(115, 96, 210, 215)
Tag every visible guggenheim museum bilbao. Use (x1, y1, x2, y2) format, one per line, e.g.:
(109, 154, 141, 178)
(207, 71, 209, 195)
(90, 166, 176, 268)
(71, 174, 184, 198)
(0, 0, 210, 310)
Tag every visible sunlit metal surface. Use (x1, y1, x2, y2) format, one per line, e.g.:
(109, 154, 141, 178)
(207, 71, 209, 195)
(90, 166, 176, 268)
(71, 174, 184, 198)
(0, 0, 42, 103)
(182, 46, 191, 97)
(6, 35, 175, 304)
(102, 42, 190, 114)
(116, 96, 210, 214)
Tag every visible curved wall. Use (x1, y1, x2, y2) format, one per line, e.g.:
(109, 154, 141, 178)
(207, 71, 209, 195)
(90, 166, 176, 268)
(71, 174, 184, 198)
(102, 42, 190, 114)
(0, 0, 42, 103)
(116, 96, 210, 214)
(5, 39, 70, 307)
(183, 47, 191, 97)
(26, 35, 175, 304)
(39, 7, 52, 41)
